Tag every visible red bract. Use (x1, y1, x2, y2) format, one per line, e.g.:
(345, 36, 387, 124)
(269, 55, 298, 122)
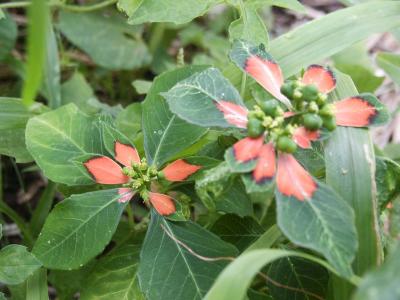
(84, 141, 201, 215)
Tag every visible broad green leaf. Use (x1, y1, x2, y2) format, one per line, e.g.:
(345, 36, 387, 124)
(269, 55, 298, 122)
(195, 162, 253, 217)
(164, 67, 245, 128)
(325, 73, 382, 276)
(42, 22, 61, 109)
(205, 249, 341, 300)
(132, 79, 152, 94)
(33, 189, 127, 269)
(48, 263, 95, 300)
(229, 3, 269, 46)
(142, 66, 207, 166)
(244, 224, 282, 252)
(266, 256, 329, 300)
(0, 245, 41, 285)
(225, 2, 400, 87)
(0, 98, 33, 162)
(333, 43, 384, 93)
(248, 0, 305, 12)
(80, 237, 144, 299)
(26, 104, 107, 185)
(58, 11, 151, 70)
(375, 157, 400, 210)
(384, 143, 400, 161)
(115, 102, 142, 141)
(0, 13, 17, 61)
(26, 268, 49, 300)
(353, 245, 400, 300)
(377, 52, 400, 86)
(276, 181, 357, 278)
(61, 72, 122, 116)
(123, 0, 221, 25)
(22, 0, 49, 107)
(211, 214, 264, 251)
(138, 211, 238, 300)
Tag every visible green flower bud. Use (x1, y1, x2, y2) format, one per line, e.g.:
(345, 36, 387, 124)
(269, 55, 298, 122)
(319, 104, 334, 117)
(262, 116, 273, 127)
(301, 84, 319, 101)
(323, 115, 337, 131)
(308, 101, 319, 113)
(277, 136, 297, 153)
(247, 118, 264, 138)
(280, 82, 295, 99)
(259, 99, 279, 116)
(293, 89, 303, 100)
(303, 113, 323, 130)
(316, 93, 328, 105)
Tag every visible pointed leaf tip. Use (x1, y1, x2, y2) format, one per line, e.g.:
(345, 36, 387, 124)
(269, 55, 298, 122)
(149, 192, 176, 216)
(84, 156, 129, 184)
(215, 100, 248, 128)
(114, 141, 140, 167)
(252, 143, 276, 183)
(230, 39, 290, 106)
(293, 127, 320, 149)
(334, 93, 390, 127)
(276, 154, 317, 201)
(162, 159, 202, 182)
(302, 65, 336, 93)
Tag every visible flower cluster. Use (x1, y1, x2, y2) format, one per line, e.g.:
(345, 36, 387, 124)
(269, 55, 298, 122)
(83, 141, 201, 215)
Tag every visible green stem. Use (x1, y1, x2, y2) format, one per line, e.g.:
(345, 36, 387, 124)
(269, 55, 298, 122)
(0, 0, 117, 12)
(149, 23, 166, 54)
(240, 72, 247, 98)
(125, 203, 135, 228)
(30, 181, 56, 237)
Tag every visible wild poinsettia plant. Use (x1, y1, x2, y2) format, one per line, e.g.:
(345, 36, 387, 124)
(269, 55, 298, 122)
(164, 39, 390, 277)
(84, 140, 201, 215)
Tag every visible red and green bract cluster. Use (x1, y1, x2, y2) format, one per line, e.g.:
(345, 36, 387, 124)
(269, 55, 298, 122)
(84, 141, 201, 216)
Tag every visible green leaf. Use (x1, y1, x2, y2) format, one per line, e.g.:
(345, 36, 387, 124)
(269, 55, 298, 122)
(48, 263, 95, 300)
(333, 43, 384, 93)
(122, 0, 221, 25)
(249, 0, 305, 12)
(42, 22, 61, 109)
(195, 162, 253, 216)
(32, 189, 127, 269)
(377, 52, 400, 86)
(22, 0, 49, 107)
(375, 157, 400, 210)
(225, 2, 400, 87)
(211, 214, 264, 252)
(164, 67, 245, 128)
(0, 13, 17, 61)
(26, 268, 49, 300)
(325, 73, 382, 275)
(61, 72, 122, 116)
(58, 11, 151, 70)
(0, 98, 33, 162)
(80, 237, 144, 299)
(204, 249, 342, 300)
(142, 66, 207, 166)
(132, 79, 152, 95)
(115, 103, 142, 141)
(229, 3, 269, 46)
(244, 224, 281, 252)
(138, 211, 238, 300)
(26, 104, 107, 185)
(276, 181, 357, 278)
(0, 245, 41, 285)
(266, 256, 329, 300)
(353, 245, 400, 300)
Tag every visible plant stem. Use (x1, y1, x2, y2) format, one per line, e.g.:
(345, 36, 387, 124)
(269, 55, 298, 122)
(149, 23, 166, 54)
(30, 181, 56, 237)
(0, 0, 117, 12)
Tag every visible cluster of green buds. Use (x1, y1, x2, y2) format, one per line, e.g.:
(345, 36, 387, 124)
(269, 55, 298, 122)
(280, 80, 337, 131)
(247, 99, 297, 153)
(122, 158, 159, 199)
